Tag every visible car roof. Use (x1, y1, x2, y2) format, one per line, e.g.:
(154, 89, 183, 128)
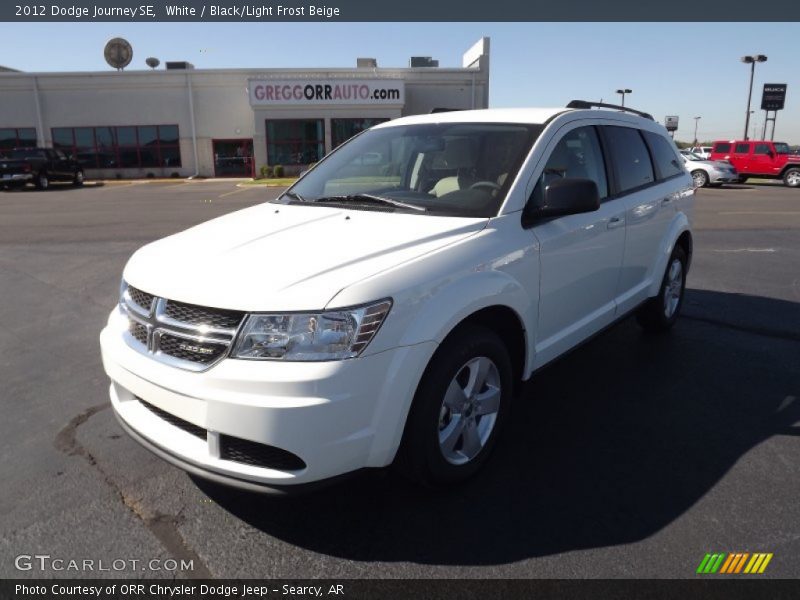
(373, 107, 658, 129)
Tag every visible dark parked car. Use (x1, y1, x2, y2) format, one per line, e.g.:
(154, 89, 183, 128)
(0, 147, 84, 190)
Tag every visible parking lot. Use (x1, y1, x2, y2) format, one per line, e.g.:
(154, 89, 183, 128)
(0, 179, 798, 579)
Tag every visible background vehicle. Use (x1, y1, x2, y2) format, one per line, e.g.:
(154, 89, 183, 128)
(101, 102, 694, 491)
(710, 140, 800, 187)
(689, 146, 712, 159)
(0, 147, 84, 190)
(680, 150, 738, 187)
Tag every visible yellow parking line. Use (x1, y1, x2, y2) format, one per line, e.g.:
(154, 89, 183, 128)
(717, 211, 799, 216)
(218, 187, 250, 198)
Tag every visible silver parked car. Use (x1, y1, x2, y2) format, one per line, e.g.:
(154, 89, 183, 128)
(681, 151, 738, 187)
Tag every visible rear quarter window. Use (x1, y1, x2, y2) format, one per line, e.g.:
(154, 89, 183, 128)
(602, 126, 655, 193)
(643, 131, 684, 180)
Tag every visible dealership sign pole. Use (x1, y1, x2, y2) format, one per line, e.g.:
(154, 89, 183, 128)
(761, 83, 787, 141)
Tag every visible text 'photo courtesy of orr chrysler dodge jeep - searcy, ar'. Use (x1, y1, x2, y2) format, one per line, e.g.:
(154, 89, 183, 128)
(100, 101, 695, 493)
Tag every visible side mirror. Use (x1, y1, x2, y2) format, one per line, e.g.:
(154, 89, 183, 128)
(523, 178, 600, 225)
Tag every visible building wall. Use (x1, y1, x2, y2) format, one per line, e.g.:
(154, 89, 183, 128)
(0, 38, 490, 179)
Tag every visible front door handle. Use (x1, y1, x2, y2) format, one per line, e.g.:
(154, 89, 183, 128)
(607, 216, 625, 230)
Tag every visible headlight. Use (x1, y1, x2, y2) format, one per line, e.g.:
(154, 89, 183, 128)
(231, 299, 392, 361)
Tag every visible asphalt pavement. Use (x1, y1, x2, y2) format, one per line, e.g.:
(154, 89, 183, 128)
(0, 179, 798, 579)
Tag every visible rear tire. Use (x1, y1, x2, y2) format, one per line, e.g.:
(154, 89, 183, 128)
(636, 246, 687, 333)
(691, 170, 709, 188)
(396, 324, 512, 487)
(736, 176, 748, 184)
(73, 170, 84, 186)
(34, 173, 49, 190)
(783, 167, 800, 188)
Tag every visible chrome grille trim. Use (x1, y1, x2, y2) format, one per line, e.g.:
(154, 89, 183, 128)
(121, 284, 245, 372)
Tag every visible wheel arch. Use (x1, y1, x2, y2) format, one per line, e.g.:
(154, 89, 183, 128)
(441, 304, 528, 394)
(647, 215, 693, 298)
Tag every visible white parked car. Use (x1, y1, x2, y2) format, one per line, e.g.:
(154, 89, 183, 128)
(100, 102, 695, 492)
(681, 150, 739, 187)
(690, 146, 713, 159)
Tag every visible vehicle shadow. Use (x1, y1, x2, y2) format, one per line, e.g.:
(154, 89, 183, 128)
(195, 289, 800, 566)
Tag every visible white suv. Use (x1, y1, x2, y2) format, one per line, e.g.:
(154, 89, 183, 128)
(100, 102, 694, 492)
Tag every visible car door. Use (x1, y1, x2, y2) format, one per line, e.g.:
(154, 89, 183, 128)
(732, 142, 752, 175)
(752, 142, 779, 177)
(610, 127, 689, 314)
(528, 123, 626, 368)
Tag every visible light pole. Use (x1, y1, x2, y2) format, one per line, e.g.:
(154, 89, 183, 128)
(741, 54, 767, 140)
(693, 116, 701, 147)
(616, 88, 632, 107)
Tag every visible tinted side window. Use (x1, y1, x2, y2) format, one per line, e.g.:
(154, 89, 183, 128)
(734, 143, 750, 154)
(531, 126, 608, 206)
(754, 143, 771, 155)
(602, 126, 655, 193)
(715, 143, 731, 153)
(643, 131, 684, 180)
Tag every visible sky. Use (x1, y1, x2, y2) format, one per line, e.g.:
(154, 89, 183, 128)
(1, 22, 798, 143)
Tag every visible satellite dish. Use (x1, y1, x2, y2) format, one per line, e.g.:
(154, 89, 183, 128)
(104, 37, 133, 70)
(145, 57, 160, 70)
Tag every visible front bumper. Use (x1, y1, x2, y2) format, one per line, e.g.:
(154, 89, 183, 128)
(1, 173, 33, 183)
(100, 309, 436, 491)
(710, 170, 738, 183)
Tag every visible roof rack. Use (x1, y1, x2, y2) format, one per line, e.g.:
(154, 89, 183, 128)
(566, 100, 654, 121)
(430, 107, 466, 114)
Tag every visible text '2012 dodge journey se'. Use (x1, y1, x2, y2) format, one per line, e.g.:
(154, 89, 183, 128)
(100, 101, 694, 492)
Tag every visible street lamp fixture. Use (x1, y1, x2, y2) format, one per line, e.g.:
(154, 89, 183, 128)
(741, 54, 767, 140)
(616, 88, 632, 107)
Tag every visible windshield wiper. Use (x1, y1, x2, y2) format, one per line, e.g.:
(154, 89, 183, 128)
(312, 193, 426, 212)
(282, 190, 306, 203)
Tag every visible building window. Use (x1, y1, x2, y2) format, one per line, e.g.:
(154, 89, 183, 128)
(50, 125, 181, 169)
(266, 119, 324, 165)
(0, 128, 37, 153)
(331, 118, 389, 148)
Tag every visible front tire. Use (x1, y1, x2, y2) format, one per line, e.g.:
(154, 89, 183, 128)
(783, 167, 800, 188)
(73, 170, 84, 186)
(35, 173, 49, 190)
(691, 170, 709, 188)
(397, 324, 512, 487)
(636, 246, 687, 333)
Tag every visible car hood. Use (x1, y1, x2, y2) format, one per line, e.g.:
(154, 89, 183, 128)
(123, 202, 486, 311)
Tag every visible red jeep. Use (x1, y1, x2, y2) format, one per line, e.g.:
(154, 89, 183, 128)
(709, 140, 800, 187)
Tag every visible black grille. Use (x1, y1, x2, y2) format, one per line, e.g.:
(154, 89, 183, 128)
(220, 435, 306, 471)
(164, 300, 243, 330)
(137, 398, 206, 440)
(128, 286, 155, 311)
(158, 333, 229, 364)
(129, 320, 148, 345)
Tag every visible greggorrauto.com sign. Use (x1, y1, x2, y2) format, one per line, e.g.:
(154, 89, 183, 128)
(249, 79, 405, 106)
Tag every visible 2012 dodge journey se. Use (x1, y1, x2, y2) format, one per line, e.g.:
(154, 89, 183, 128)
(100, 102, 695, 492)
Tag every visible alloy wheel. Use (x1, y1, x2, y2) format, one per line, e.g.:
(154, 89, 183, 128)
(438, 356, 501, 465)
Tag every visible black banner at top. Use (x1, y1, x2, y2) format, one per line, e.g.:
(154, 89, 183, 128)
(4, 0, 800, 21)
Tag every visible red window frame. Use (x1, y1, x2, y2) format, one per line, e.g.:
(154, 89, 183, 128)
(265, 119, 325, 166)
(50, 125, 181, 169)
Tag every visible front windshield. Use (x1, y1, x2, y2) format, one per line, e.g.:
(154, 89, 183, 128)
(684, 152, 704, 161)
(774, 143, 791, 154)
(276, 122, 542, 217)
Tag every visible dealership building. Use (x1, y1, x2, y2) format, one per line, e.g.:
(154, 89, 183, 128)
(0, 38, 490, 178)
